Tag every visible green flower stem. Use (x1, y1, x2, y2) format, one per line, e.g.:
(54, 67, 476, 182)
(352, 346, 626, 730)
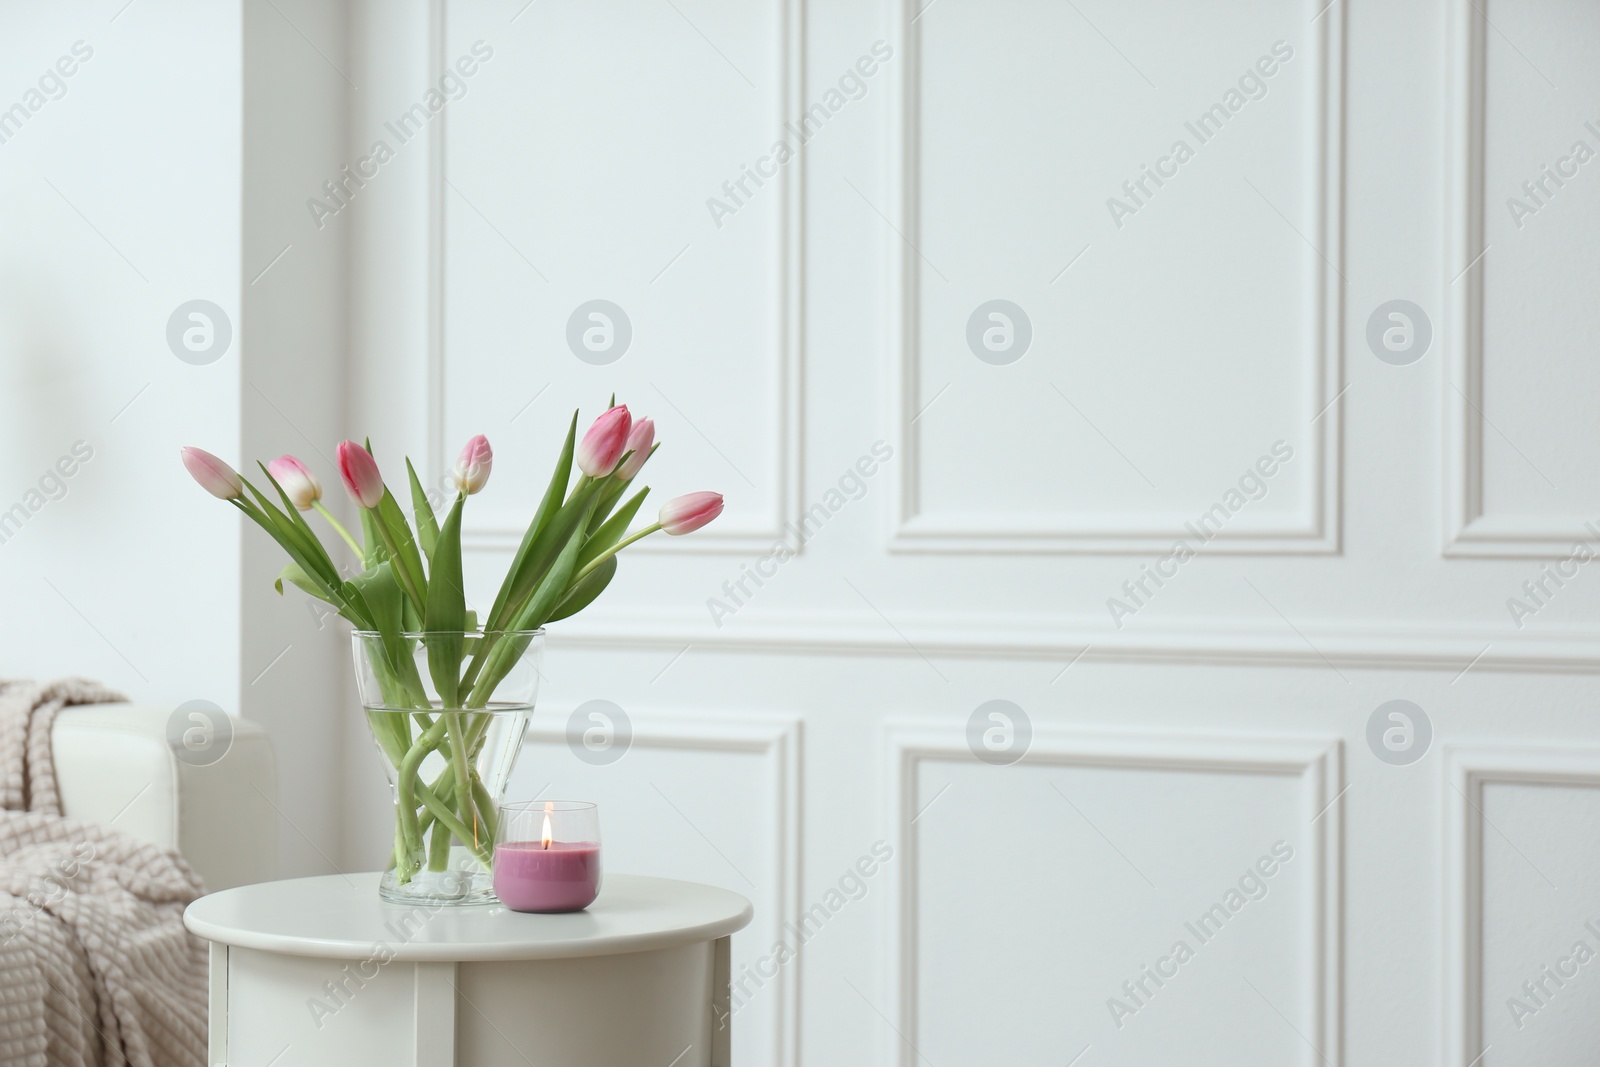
(467, 631, 545, 714)
(378, 643, 517, 883)
(427, 819, 452, 871)
(393, 716, 492, 876)
(394, 796, 424, 879)
(395, 717, 448, 873)
(569, 523, 662, 586)
(418, 713, 497, 860)
(393, 820, 411, 879)
(416, 771, 455, 837)
(365, 710, 408, 766)
(398, 715, 449, 780)
(367, 710, 425, 879)
(365, 655, 439, 883)
(469, 774, 498, 846)
(464, 711, 492, 754)
(446, 713, 480, 853)
(457, 634, 502, 703)
(312, 500, 363, 559)
(465, 629, 539, 713)
(463, 647, 508, 710)
(394, 717, 493, 870)
(413, 780, 487, 864)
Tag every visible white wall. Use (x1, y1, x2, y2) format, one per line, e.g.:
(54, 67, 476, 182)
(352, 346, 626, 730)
(5, 0, 1600, 1063)
(0, 0, 352, 880)
(242, 0, 351, 878)
(338, 1, 1600, 1064)
(0, 4, 241, 713)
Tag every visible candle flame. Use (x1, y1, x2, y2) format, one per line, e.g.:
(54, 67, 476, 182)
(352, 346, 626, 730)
(541, 801, 554, 850)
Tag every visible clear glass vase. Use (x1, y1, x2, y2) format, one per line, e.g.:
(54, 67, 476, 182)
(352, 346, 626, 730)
(351, 629, 543, 906)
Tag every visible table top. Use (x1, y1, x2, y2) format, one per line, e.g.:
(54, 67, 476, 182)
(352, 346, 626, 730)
(184, 873, 753, 962)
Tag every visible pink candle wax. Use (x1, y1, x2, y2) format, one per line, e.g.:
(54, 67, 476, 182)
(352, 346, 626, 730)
(494, 840, 601, 913)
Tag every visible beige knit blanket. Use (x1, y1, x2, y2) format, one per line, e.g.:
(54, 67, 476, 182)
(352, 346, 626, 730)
(0, 679, 207, 1067)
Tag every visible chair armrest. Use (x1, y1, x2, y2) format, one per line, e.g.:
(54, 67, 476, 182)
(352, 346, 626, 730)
(51, 704, 278, 891)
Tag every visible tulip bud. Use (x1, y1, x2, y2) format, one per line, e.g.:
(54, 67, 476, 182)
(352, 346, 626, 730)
(659, 491, 723, 535)
(267, 455, 322, 510)
(575, 405, 632, 478)
(617, 418, 655, 480)
(180, 447, 244, 500)
(452, 434, 493, 495)
(336, 441, 385, 509)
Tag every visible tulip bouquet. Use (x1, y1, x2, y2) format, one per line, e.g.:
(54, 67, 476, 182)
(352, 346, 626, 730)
(182, 404, 721, 903)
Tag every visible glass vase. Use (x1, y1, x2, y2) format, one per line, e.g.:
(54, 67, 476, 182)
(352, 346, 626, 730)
(351, 629, 543, 906)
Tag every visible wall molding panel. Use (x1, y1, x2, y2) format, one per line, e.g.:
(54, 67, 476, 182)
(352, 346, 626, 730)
(434, 0, 807, 556)
(547, 609, 1600, 675)
(883, 724, 1343, 1066)
(883, 0, 1345, 555)
(524, 709, 803, 1067)
(1442, 745, 1600, 1067)
(1441, 0, 1596, 558)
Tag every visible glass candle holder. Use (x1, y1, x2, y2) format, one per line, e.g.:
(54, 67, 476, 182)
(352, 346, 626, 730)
(494, 801, 602, 913)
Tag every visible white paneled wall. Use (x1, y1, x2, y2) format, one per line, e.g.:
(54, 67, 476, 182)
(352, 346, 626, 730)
(890, 0, 1339, 555)
(441, 0, 801, 554)
(6, 0, 1600, 1063)
(331, 1, 1600, 1063)
(1446, 0, 1600, 556)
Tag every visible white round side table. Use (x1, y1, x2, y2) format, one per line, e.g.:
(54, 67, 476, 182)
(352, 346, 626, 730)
(185, 872, 752, 1067)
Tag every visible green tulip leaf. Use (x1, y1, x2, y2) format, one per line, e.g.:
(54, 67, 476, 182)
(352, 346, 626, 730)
(376, 485, 428, 616)
(258, 463, 339, 587)
(547, 555, 616, 622)
(423, 495, 467, 707)
(349, 559, 422, 695)
(359, 506, 387, 569)
(275, 561, 336, 603)
(235, 485, 342, 606)
(407, 458, 440, 559)
(484, 410, 576, 634)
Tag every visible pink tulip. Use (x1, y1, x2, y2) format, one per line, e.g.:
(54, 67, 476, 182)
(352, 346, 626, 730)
(267, 454, 321, 510)
(337, 441, 385, 509)
(452, 434, 493, 495)
(618, 418, 655, 480)
(576, 405, 632, 477)
(180, 447, 243, 500)
(659, 491, 723, 535)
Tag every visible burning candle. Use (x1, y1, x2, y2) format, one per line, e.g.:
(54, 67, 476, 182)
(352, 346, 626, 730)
(494, 800, 602, 913)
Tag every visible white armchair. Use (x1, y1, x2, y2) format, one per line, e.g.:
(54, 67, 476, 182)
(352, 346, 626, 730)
(51, 704, 277, 892)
